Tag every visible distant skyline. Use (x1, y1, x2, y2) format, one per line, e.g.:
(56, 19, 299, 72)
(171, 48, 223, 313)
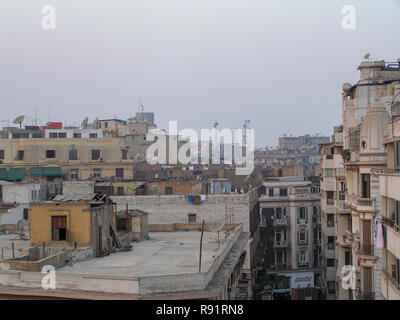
(0, 0, 399, 147)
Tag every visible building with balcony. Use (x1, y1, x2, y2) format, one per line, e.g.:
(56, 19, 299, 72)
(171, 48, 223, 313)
(319, 126, 345, 299)
(378, 110, 400, 300)
(258, 176, 323, 298)
(335, 58, 400, 300)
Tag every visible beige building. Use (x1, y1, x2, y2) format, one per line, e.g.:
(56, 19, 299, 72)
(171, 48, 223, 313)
(319, 126, 349, 299)
(0, 137, 134, 182)
(258, 176, 323, 298)
(378, 110, 400, 300)
(332, 59, 400, 300)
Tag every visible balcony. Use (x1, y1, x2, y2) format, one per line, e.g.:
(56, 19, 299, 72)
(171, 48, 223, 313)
(335, 200, 351, 215)
(357, 291, 375, 300)
(355, 244, 374, 256)
(272, 216, 289, 227)
(379, 171, 400, 200)
(355, 197, 377, 213)
(273, 240, 288, 248)
(335, 168, 346, 178)
(382, 216, 400, 233)
(273, 262, 291, 270)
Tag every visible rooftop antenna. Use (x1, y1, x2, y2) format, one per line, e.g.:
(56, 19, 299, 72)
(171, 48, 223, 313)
(13, 115, 25, 129)
(138, 97, 144, 121)
(34, 107, 38, 126)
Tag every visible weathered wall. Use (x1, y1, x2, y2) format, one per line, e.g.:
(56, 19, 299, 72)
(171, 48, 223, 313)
(30, 203, 92, 247)
(62, 181, 94, 196)
(111, 190, 258, 233)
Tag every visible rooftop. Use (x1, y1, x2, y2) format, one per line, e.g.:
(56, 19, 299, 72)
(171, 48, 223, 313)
(57, 231, 231, 278)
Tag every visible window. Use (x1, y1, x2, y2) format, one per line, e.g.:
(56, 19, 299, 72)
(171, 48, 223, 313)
(327, 281, 336, 294)
(92, 149, 100, 160)
(327, 236, 335, 250)
(299, 251, 307, 263)
(299, 229, 307, 243)
(49, 132, 58, 138)
(279, 188, 287, 197)
(17, 150, 24, 160)
(327, 191, 334, 204)
(0, 150, 4, 160)
(327, 214, 334, 228)
(89, 133, 98, 138)
(122, 150, 128, 160)
(51, 216, 67, 241)
(275, 207, 283, 219)
(117, 218, 127, 231)
(73, 132, 82, 138)
(93, 168, 101, 178)
(165, 187, 173, 195)
(117, 187, 125, 195)
(361, 174, 371, 198)
(46, 150, 56, 158)
(298, 207, 307, 221)
(188, 214, 196, 223)
(327, 259, 335, 267)
(395, 141, 400, 168)
(58, 132, 67, 138)
(23, 208, 29, 220)
(70, 170, 78, 181)
(326, 169, 334, 177)
(69, 150, 78, 160)
(104, 122, 108, 128)
(268, 188, 274, 197)
(116, 168, 124, 179)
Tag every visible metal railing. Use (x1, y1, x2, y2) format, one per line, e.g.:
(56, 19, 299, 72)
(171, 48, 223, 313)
(384, 268, 400, 292)
(382, 216, 400, 233)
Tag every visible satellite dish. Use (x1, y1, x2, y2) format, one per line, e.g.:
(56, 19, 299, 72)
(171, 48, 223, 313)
(13, 115, 25, 129)
(81, 117, 89, 129)
(93, 117, 99, 129)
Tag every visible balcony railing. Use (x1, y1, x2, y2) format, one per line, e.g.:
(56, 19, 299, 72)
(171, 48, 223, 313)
(356, 244, 374, 256)
(335, 168, 346, 177)
(357, 291, 375, 300)
(272, 216, 289, 227)
(382, 216, 400, 233)
(356, 197, 376, 207)
(335, 200, 351, 214)
(383, 268, 400, 293)
(273, 240, 288, 248)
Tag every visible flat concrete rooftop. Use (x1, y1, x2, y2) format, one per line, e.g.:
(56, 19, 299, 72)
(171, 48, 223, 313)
(57, 231, 229, 278)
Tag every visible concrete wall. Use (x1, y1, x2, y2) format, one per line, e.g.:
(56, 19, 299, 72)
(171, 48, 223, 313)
(62, 181, 94, 196)
(111, 192, 255, 233)
(0, 251, 68, 272)
(0, 204, 28, 225)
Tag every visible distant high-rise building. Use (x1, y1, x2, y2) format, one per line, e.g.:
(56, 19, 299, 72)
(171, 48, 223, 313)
(135, 112, 155, 126)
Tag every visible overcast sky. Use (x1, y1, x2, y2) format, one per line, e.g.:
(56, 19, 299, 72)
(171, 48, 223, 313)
(0, 0, 399, 147)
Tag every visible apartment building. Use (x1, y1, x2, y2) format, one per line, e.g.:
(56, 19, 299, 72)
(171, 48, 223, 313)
(319, 126, 349, 299)
(378, 110, 400, 299)
(0, 137, 134, 182)
(336, 59, 400, 300)
(258, 176, 323, 299)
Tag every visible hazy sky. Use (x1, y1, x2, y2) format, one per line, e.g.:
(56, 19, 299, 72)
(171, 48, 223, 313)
(0, 0, 399, 147)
